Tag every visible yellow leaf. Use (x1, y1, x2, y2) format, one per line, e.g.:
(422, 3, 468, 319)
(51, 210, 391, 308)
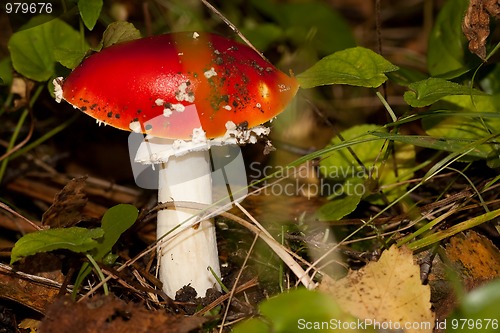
(320, 246, 434, 333)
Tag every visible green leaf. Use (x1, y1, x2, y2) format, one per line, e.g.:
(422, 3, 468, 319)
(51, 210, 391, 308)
(404, 78, 486, 107)
(315, 178, 363, 221)
(250, 0, 355, 55)
(427, 0, 470, 77)
(94, 204, 138, 260)
(296, 47, 399, 89)
(78, 0, 103, 31)
(53, 48, 89, 69)
(10, 227, 103, 264)
(0, 58, 13, 86)
(8, 16, 88, 81)
(99, 21, 141, 50)
(232, 318, 269, 333)
(320, 125, 415, 204)
(447, 280, 500, 333)
(233, 289, 366, 333)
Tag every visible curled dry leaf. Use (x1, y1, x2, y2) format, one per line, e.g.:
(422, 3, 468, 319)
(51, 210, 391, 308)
(462, 0, 500, 60)
(320, 245, 434, 333)
(41, 176, 88, 227)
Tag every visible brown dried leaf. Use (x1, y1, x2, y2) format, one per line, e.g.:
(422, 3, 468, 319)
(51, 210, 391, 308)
(0, 273, 59, 313)
(320, 246, 434, 333)
(462, 0, 500, 60)
(445, 230, 500, 279)
(42, 176, 88, 227)
(39, 295, 206, 333)
(0, 254, 64, 314)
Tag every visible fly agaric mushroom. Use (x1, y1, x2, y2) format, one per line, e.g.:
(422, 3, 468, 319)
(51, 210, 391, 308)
(54, 31, 299, 298)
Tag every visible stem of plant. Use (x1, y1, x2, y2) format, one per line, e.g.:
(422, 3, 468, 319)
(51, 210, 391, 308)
(85, 254, 109, 296)
(279, 225, 285, 293)
(0, 109, 28, 183)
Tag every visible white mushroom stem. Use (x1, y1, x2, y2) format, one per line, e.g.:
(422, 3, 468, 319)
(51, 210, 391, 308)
(134, 124, 272, 298)
(157, 150, 221, 298)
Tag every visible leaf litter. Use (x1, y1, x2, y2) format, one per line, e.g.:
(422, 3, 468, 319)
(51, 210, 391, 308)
(39, 294, 206, 333)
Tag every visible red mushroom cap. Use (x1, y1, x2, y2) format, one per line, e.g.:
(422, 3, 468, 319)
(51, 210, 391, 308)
(60, 32, 299, 139)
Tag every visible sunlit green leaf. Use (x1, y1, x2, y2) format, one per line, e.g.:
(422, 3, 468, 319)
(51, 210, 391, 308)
(404, 78, 486, 107)
(8, 16, 88, 81)
(423, 95, 500, 161)
(427, 0, 470, 77)
(78, 0, 103, 31)
(10, 227, 103, 264)
(422, 95, 500, 139)
(297, 47, 398, 89)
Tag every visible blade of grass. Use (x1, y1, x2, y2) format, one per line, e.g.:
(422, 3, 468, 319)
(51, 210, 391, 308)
(209, 266, 228, 293)
(407, 207, 500, 250)
(0, 109, 29, 182)
(484, 175, 500, 191)
(376, 91, 397, 122)
(0, 84, 43, 183)
(8, 113, 80, 160)
(384, 110, 500, 129)
(447, 166, 489, 213)
(396, 208, 457, 247)
(349, 134, 493, 251)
